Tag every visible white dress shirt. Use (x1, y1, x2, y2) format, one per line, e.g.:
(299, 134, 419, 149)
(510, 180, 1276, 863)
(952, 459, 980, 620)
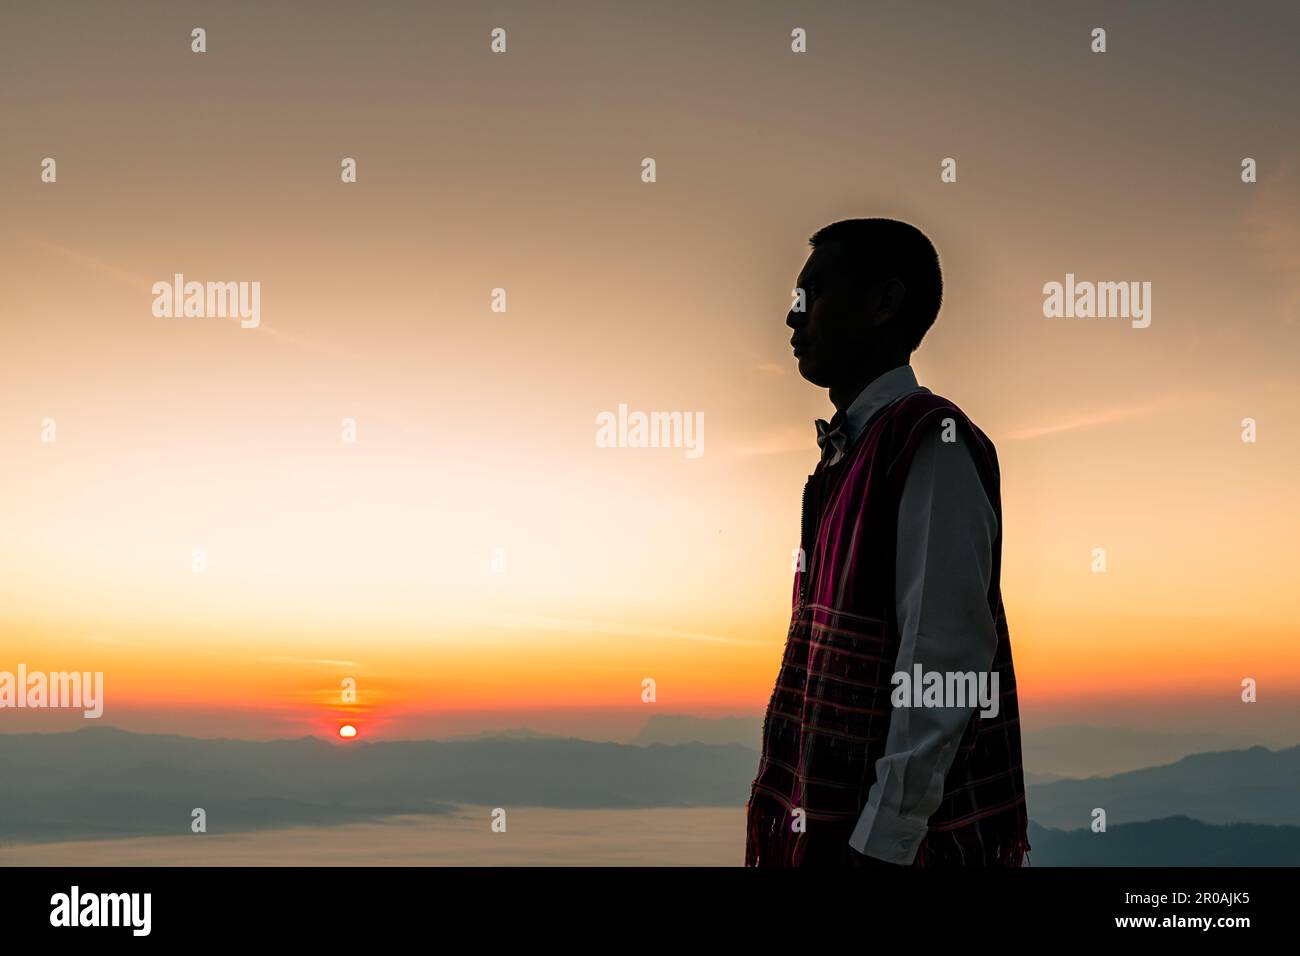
(815, 366, 1000, 865)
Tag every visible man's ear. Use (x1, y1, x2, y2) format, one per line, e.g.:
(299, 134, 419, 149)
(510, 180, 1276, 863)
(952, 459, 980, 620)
(870, 278, 907, 327)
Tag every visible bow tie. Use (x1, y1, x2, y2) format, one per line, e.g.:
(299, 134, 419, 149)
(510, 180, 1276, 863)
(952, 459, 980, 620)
(815, 416, 850, 466)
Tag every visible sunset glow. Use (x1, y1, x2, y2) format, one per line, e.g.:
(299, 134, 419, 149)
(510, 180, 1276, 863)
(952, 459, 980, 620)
(2, 1, 1298, 749)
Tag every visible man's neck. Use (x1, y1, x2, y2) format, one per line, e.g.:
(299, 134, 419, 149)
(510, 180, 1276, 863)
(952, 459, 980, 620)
(828, 356, 911, 414)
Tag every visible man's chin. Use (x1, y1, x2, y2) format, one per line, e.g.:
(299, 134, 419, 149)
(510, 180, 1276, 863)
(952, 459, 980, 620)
(795, 356, 832, 388)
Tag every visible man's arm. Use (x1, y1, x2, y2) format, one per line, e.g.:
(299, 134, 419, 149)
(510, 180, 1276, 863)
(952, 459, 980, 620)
(848, 424, 998, 865)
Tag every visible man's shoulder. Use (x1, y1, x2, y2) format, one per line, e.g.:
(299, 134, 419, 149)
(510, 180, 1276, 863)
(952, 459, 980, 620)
(874, 391, 1000, 480)
(880, 391, 985, 438)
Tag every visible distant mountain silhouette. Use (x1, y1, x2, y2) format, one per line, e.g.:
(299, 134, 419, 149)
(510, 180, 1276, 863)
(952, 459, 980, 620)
(6, 727, 1298, 863)
(442, 728, 564, 742)
(0, 727, 754, 843)
(631, 714, 763, 748)
(1023, 771, 1066, 785)
(1028, 817, 1300, 866)
(1028, 744, 1300, 828)
(1020, 725, 1280, 778)
(626, 717, 1279, 779)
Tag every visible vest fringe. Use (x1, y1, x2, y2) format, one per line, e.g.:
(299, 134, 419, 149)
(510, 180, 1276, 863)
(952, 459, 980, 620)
(746, 794, 1032, 868)
(913, 826, 1032, 868)
(743, 797, 800, 867)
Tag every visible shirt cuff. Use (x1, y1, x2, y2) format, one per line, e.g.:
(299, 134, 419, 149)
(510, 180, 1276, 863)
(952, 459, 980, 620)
(848, 802, 929, 865)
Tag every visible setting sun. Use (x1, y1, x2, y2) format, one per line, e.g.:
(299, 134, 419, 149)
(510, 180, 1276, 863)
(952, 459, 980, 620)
(339, 725, 357, 739)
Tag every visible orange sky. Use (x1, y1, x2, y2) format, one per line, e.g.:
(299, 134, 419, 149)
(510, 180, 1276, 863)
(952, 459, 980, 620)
(2, 1, 1298, 742)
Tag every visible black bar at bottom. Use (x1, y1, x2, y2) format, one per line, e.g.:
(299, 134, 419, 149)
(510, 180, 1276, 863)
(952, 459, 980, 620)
(0, 866, 1280, 941)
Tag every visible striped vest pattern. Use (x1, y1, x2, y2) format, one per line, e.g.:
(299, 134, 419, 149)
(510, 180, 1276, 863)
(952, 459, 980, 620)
(745, 392, 1030, 867)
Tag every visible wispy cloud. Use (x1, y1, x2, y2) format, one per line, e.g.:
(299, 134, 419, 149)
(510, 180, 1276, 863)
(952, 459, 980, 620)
(734, 391, 1206, 451)
(257, 656, 360, 668)
(81, 633, 140, 646)
(730, 422, 813, 457)
(1001, 393, 1197, 442)
(483, 613, 771, 647)
(19, 235, 154, 290)
(14, 234, 369, 359)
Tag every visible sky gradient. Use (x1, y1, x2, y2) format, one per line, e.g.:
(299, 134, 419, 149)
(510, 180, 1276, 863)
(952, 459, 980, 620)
(2, 1, 1298, 745)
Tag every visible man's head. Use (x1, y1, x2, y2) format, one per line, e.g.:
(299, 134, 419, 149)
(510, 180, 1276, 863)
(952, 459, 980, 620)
(786, 218, 943, 389)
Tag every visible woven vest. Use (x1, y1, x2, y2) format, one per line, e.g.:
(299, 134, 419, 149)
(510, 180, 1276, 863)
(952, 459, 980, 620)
(745, 392, 1030, 867)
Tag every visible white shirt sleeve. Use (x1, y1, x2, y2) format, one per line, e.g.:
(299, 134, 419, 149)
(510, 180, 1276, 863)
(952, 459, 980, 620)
(847, 424, 999, 864)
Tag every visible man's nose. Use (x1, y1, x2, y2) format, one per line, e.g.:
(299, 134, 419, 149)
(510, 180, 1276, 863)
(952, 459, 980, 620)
(786, 308, 805, 330)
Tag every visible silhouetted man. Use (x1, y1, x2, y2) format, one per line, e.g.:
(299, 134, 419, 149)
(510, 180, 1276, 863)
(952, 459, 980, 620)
(745, 219, 1030, 867)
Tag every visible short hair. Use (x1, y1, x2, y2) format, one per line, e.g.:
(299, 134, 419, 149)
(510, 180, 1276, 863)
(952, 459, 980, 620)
(808, 218, 943, 351)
